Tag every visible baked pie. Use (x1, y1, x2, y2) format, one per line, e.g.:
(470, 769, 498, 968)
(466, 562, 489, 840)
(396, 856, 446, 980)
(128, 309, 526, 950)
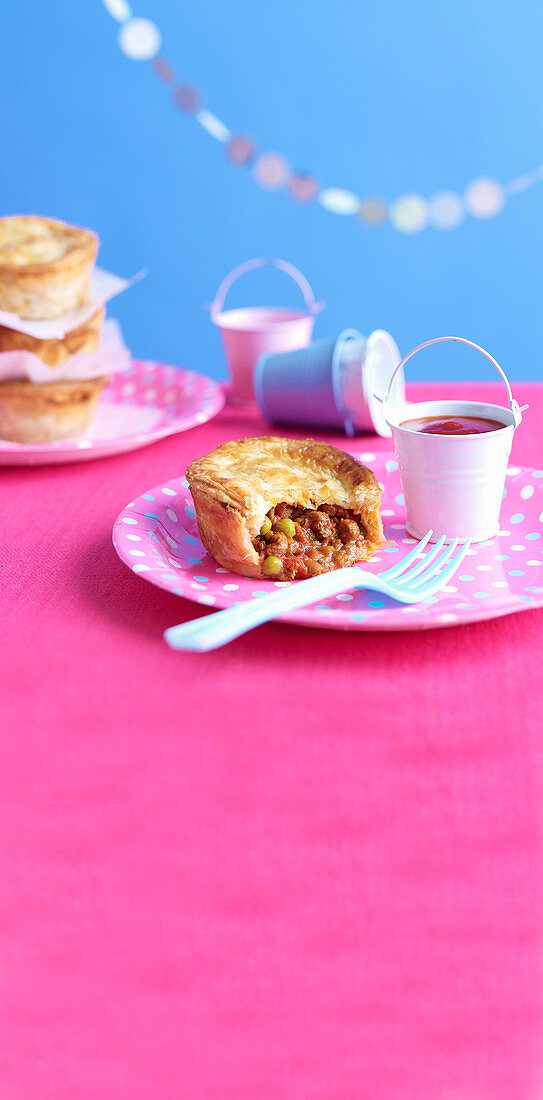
(0, 303, 106, 442)
(0, 215, 98, 319)
(0, 307, 104, 367)
(0, 375, 108, 444)
(186, 436, 384, 581)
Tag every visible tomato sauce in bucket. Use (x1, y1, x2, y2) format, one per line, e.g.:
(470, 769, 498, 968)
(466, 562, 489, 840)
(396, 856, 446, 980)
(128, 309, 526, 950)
(400, 414, 507, 435)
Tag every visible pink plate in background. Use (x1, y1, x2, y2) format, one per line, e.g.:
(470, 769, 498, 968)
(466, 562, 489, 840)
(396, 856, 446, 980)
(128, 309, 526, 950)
(113, 452, 543, 632)
(0, 360, 225, 466)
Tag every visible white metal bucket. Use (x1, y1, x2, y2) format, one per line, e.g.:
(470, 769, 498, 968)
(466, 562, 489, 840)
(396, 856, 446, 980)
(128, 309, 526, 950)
(381, 336, 527, 542)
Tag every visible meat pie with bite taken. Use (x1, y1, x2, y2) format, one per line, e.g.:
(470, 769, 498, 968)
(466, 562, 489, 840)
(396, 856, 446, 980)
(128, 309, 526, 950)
(186, 436, 384, 581)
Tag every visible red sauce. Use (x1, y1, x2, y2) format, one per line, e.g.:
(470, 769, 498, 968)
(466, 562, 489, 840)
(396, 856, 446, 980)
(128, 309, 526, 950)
(400, 414, 506, 435)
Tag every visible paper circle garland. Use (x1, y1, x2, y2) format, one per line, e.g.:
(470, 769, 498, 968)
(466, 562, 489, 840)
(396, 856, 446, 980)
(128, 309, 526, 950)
(389, 193, 429, 233)
(118, 17, 161, 60)
(289, 174, 319, 202)
(153, 57, 173, 83)
(196, 109, 231, 143)
(253, 153, 290, 190)
(101, 0, 542, 234)
(319, 188, 360, 216)
(429, 190, 465, 230)
(175, 84, 200, 112)
(464, 177, 506, 219)
(227, 135, 255, 165)
(359, 198, 387, 224)
(102, 0, 131, 21)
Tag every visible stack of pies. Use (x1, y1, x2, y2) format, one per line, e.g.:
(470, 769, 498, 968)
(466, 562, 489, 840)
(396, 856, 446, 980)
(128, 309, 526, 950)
(0, 215, 109, 443)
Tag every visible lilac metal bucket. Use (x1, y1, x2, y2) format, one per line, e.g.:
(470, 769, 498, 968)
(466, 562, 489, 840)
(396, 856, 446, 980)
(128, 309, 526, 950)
(382, 336, 528, 542)
(209, 258, 324, 403)
(255, 328, 403, 437)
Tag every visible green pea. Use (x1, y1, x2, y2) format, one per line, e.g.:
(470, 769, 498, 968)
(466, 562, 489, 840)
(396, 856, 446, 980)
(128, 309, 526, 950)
(277, 517, 296, 538)
(262, 555, 282, 576)
(260, 516, 272, 536)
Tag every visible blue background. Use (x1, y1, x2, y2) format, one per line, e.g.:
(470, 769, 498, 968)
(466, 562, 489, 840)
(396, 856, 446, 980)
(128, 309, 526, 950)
(1, 0, 542, 381)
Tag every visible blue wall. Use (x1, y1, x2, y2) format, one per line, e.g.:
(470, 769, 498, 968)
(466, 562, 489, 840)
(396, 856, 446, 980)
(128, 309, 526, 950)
(1, 0, 542, 381)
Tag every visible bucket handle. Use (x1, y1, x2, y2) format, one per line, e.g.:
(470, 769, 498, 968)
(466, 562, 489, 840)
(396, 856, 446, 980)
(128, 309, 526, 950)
(208, 258, 325, 321)
(381, 336, 527, 426)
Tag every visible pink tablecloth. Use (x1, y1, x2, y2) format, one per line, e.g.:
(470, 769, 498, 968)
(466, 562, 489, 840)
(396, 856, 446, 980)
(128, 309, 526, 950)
(1, 381, 543, 1100)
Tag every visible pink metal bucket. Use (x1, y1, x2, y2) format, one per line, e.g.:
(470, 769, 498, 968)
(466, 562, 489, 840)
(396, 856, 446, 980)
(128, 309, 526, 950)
(382, 336, 527, 542)
(209, 258, 324, 403)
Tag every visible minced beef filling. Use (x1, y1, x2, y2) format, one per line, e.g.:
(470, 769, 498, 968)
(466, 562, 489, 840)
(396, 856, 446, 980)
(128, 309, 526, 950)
(253, 502, 368, 580)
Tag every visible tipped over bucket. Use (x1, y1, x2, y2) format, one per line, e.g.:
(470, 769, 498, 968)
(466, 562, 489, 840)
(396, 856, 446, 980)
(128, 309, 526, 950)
(255, 328, 403, 437)
(210, 258, 324, 403)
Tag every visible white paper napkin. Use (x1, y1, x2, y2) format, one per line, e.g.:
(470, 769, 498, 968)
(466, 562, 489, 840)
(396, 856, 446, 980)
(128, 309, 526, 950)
(0, 267, 146, 339)
(0, 319, 131, 383)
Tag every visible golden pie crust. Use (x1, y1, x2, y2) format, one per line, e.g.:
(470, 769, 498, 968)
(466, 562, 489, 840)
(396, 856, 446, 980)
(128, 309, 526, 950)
(0, 307, 104, 367)
(186, 436, 384, 579)
(0, 216, 98, 319)
(0, 376, 108, 444)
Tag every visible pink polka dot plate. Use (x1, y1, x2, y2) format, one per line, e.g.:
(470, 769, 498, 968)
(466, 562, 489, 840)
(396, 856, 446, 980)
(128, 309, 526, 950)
(0, 360, 225, 466)
(113, 452, 543, 631)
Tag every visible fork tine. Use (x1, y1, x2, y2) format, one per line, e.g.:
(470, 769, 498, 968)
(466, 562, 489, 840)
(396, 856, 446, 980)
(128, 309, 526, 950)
(392, 534, 447, 584)
(378, 529, 434, 581)
(423, 539, 472, 592)
(405, 538, 459, 590)
(406, 539, 472, 597)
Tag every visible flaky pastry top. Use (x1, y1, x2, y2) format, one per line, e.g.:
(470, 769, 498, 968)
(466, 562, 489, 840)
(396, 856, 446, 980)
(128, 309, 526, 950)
(0, 216, 97, 271)
(186, 436, 382, 532)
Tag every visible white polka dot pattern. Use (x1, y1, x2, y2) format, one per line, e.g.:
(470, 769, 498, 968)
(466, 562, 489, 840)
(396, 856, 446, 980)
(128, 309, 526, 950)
(113, 455, 543, 632)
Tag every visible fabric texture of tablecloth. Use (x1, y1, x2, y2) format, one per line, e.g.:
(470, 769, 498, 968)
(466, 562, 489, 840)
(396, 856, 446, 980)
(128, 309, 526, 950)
(1, 380, 543, 1100)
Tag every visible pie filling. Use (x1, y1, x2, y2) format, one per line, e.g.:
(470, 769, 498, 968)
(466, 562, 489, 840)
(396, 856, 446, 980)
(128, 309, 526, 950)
(252, 502, 372, 580)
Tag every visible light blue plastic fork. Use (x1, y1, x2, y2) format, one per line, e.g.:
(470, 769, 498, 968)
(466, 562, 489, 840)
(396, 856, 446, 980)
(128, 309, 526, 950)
(164, 532, 472, 652)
